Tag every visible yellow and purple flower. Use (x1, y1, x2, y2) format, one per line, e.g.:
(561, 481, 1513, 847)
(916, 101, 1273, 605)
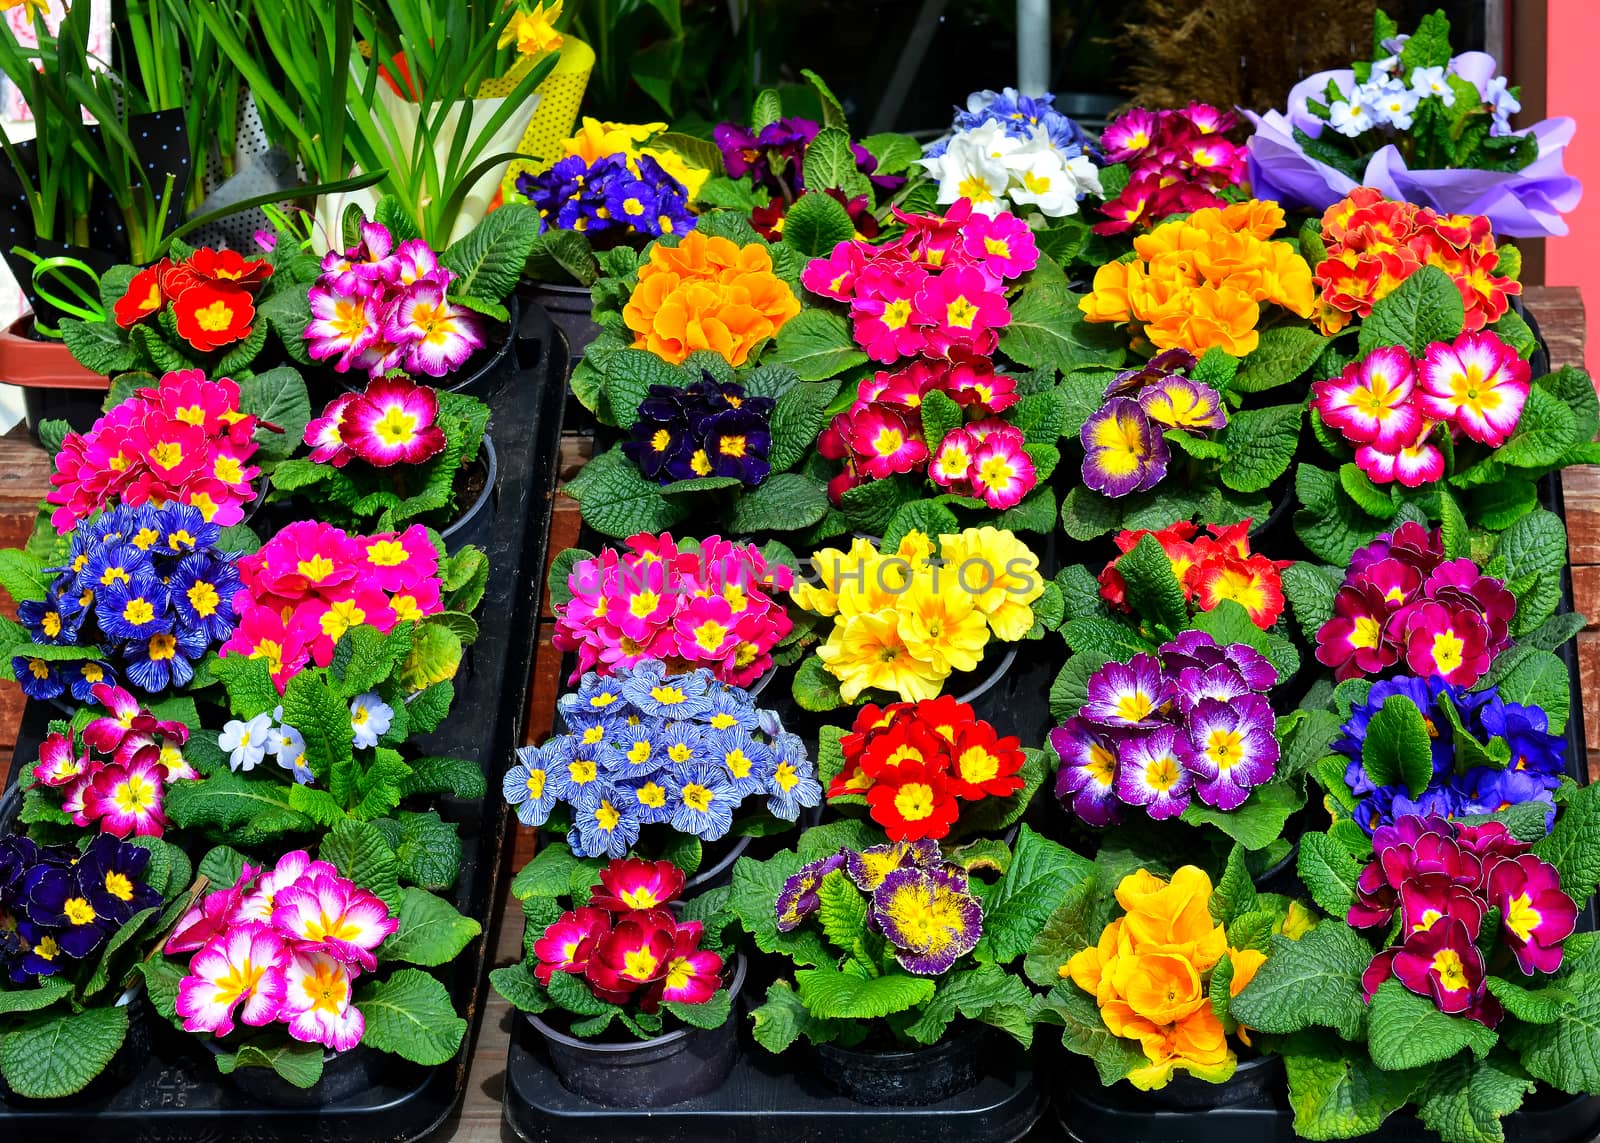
(1138, 376, 1227, 432)
(776, 852, 847, 932)
(1114, 725, 1193, 819)
(1050, 717, 1123, 827)
(1080, 397, 1169, 497)
(1081, 653, 1172, 728)
(869, 864, 983, 974)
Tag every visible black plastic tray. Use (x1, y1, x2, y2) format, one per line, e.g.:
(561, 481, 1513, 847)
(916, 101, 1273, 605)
(1052, 299, 1600, 1143)
(503, 1011, 1047, 1143)
(0, 300, 569, 1140)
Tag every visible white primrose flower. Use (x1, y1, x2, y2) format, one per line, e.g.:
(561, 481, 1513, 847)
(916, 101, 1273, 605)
(1410, 65, 1455, 107)
(219, 713, 275, 772)
(1329, 96, 1375, 138)
(920, 122, 1019, 216)
(349, 691, 395, 749)
(1372, 83, 1420, 131)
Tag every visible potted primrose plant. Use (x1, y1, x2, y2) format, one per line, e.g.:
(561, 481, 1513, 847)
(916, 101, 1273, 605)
(513, 116, 710, 359)
(272, 376, 496, 552)
(143, 837, 479, 1102)
(492, 856, 742, 1108)
(0, 829, 192, 1100)
(1040, 858, 1307, 1111)
(503, 660, 821, 883)
(730, 822, 1091, 1106)
(786, 527, 1054, 715)
(300, 203, 542, 401)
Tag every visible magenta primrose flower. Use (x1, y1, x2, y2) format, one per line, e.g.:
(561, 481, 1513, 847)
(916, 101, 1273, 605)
(305, 221, 486, 380)
(1351, 815, 1575, 1028)
(220, 521, 444, 688)
(553, 533, 793, 687)
(333, 375, 447, 467)
(1315, 523, 1514, 684)
(46, 369, 263, 532)
(1311, 333, 1532, 487)
(169, 850, 397, 1051)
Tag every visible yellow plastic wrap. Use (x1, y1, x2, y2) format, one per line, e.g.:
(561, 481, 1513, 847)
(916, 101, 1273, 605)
(481, 37, 594, 200)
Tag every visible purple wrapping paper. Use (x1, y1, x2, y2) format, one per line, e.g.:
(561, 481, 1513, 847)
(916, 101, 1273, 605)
(1243, 63, 1583, 238)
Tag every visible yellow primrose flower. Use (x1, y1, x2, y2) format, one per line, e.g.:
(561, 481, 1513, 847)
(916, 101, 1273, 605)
(500, 0, 564, 56)
(564, 117, 664, 164)
(815, 609, 947, 703)
(934, 527, 1045, 642)
(898, 573, 990, 675)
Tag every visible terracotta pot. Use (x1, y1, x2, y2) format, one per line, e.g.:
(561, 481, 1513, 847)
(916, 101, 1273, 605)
(0, 314, 110, 436)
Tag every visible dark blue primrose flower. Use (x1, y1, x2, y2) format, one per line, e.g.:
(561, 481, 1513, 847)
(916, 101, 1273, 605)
(19, 595, 75, 646)
(170, 552, 241, 642)
(13, 655, 65, 701)
(23, 865, 111, 959)
(97, 574, 173, 642)
(77, 835, 161, 926)
(66, 660, 117, 703)
(123, 623, 209, 692)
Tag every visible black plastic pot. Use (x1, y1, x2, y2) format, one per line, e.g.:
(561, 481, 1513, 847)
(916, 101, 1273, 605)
(815, 1027, 983, 1107)
(439, 435, 499, 555)
(527, 283, 601, 361)
(1138, 1052, 1284, 1111)
(527, 955, 746, 1108)
(203, 1041, 377, 1107)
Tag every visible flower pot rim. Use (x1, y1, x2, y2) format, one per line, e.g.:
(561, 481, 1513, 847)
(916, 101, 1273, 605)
(527, 953, 747, 1054)
(816, 1025, 979, 1065)
(0, 315, 110, 391)
(440, 434, 498, 545)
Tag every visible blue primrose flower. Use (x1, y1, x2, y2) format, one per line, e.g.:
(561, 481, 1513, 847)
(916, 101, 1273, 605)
(96, 575, 172, 642)
(66, 660, 117, 703)
(12, 655, 64, 701)
(668, 763, 738, 841)
(617, 772, 678, 825)
(543, 741, 609, 810)
(503, 744, 560, 828)
(765, 731, 822, 821)
(19, 595, 75, 646)
(708, 729, 774, 798)
(558, 672, 633, 728)
(170, 552, 241, 642)
(570, 792, 640, 859)
(122, 624, 209, 692)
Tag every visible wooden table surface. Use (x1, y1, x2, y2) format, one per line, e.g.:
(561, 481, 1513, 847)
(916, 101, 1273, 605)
(0, 287, 1589, 1141)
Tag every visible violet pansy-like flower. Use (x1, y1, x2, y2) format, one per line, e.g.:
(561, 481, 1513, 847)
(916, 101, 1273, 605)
(1080, 653, 1171, 728)
(776, 852, 846, 932)
(1080, 398, 1168, 498)
(1049, 718, 1122, 827)
(1178, 695, 1280, 811)
(1114, 725, 1192, 820)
